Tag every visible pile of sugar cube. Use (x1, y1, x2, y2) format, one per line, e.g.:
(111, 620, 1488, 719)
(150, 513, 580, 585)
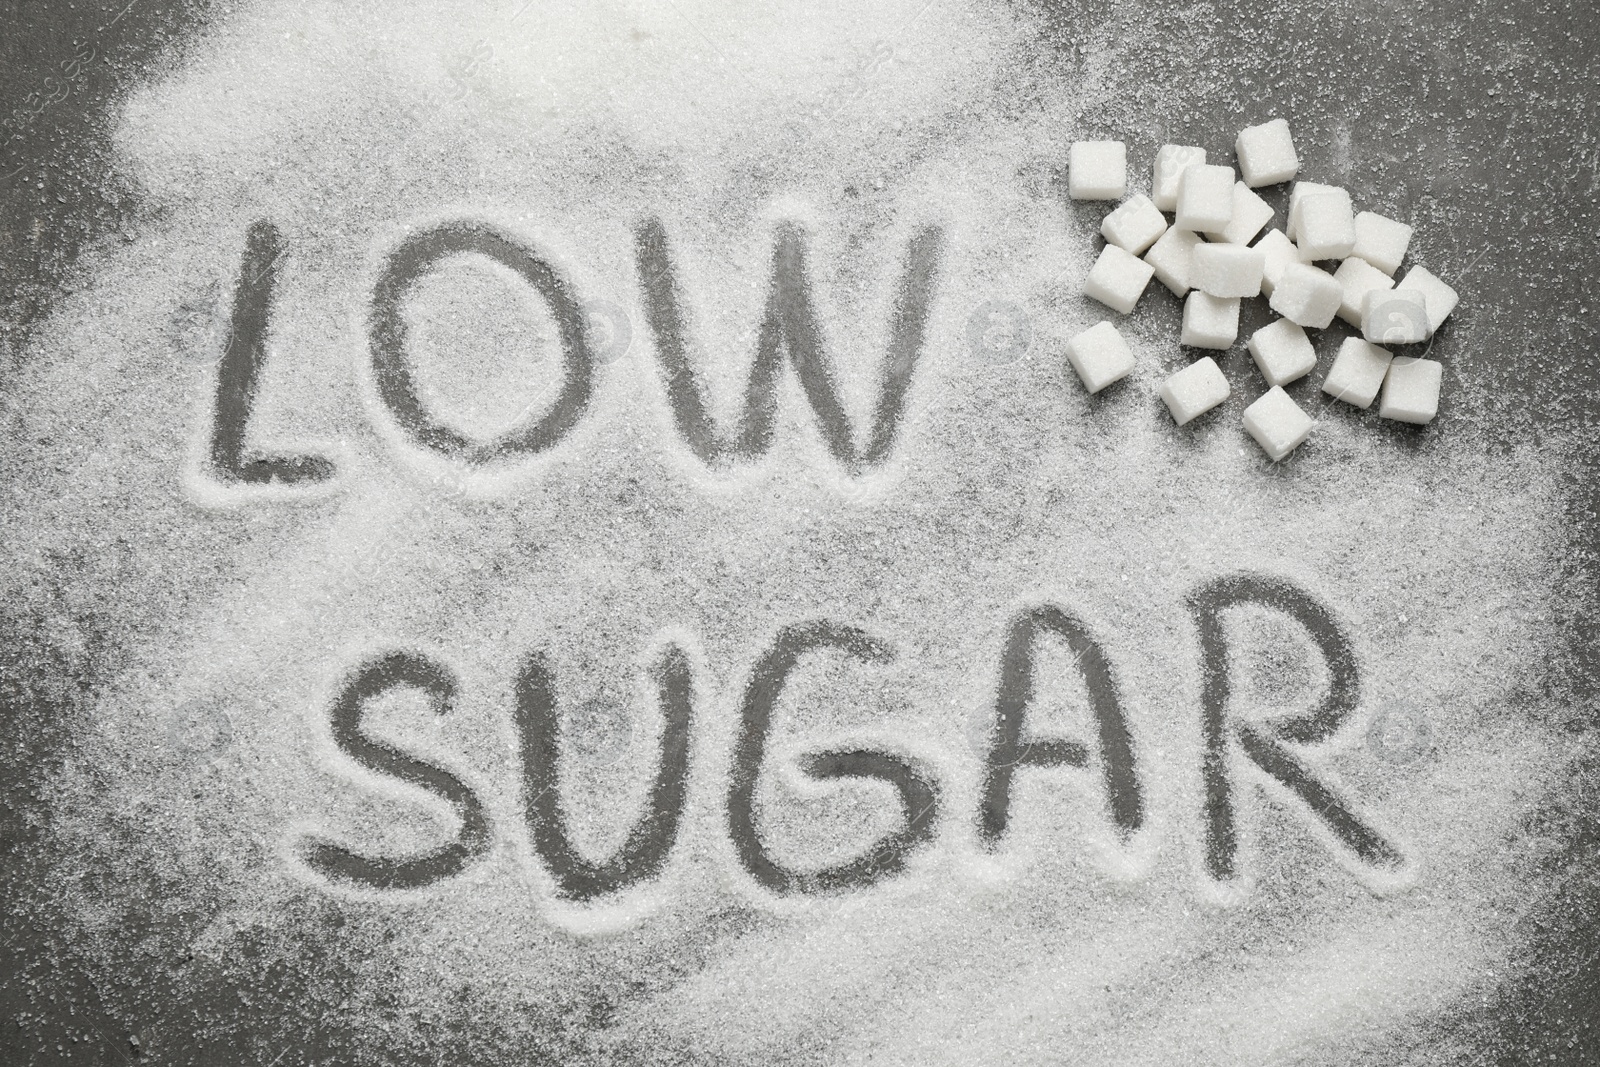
(1063, 120, 1459, 461)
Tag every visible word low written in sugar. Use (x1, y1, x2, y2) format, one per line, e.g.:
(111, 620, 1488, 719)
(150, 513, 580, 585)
(295, 575, 1410, 905)
(204, 214, 942, 486)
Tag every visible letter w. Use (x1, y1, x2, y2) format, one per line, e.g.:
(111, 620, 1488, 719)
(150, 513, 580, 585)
(633, 218, 944, 474)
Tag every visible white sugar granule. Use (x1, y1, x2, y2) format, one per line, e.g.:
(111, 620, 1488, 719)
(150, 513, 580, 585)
(0, 1, 1592, 1064)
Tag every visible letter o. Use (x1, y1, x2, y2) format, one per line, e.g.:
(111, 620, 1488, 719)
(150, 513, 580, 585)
(368, 220, 595, 464)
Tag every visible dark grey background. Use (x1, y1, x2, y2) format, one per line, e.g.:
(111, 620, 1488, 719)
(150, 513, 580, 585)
(1, 0, 1596, 1063)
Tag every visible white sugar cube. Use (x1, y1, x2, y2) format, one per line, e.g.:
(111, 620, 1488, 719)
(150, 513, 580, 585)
(1397, 265, 1459, 332)
(1235, 119, 1300, 188)
(1333, 257, 1396, 327)
(1144, 227, 1204, 297)
(1296, 189, 1357, 260)
(1268, 262, 1342, 329)
(1181, 291, 1241, 350)
(1352, 212, 1414, 275)
(1083, 243, 1155, 314)
(1065, 321, 1137, 393)
(1362, 288, 1430, 345)
(1070, 141, 1127, 200)
(1379, 357, 1443, 424)
(1322, 337, 1393, 409)
(1243, 386, 1315, 460)
(1159, 356, 1231, 425)
(1246, 318, 1316, 386)
(1153, 145, 1206, 212)
(1101, 194, 1168, 255)
(1208, 182, 1275, 245)
(1286, 181, 1338, 242)
(1191, 243, 1264, 299)
(1254, 228, 1310, 297)
(1175, 164, 1236, 233)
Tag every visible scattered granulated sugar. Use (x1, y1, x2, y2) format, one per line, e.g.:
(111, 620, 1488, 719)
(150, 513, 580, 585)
(0, 0, 1592, 1064)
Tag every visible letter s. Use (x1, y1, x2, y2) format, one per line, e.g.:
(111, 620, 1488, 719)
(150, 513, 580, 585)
(298, 651, 490, 890)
